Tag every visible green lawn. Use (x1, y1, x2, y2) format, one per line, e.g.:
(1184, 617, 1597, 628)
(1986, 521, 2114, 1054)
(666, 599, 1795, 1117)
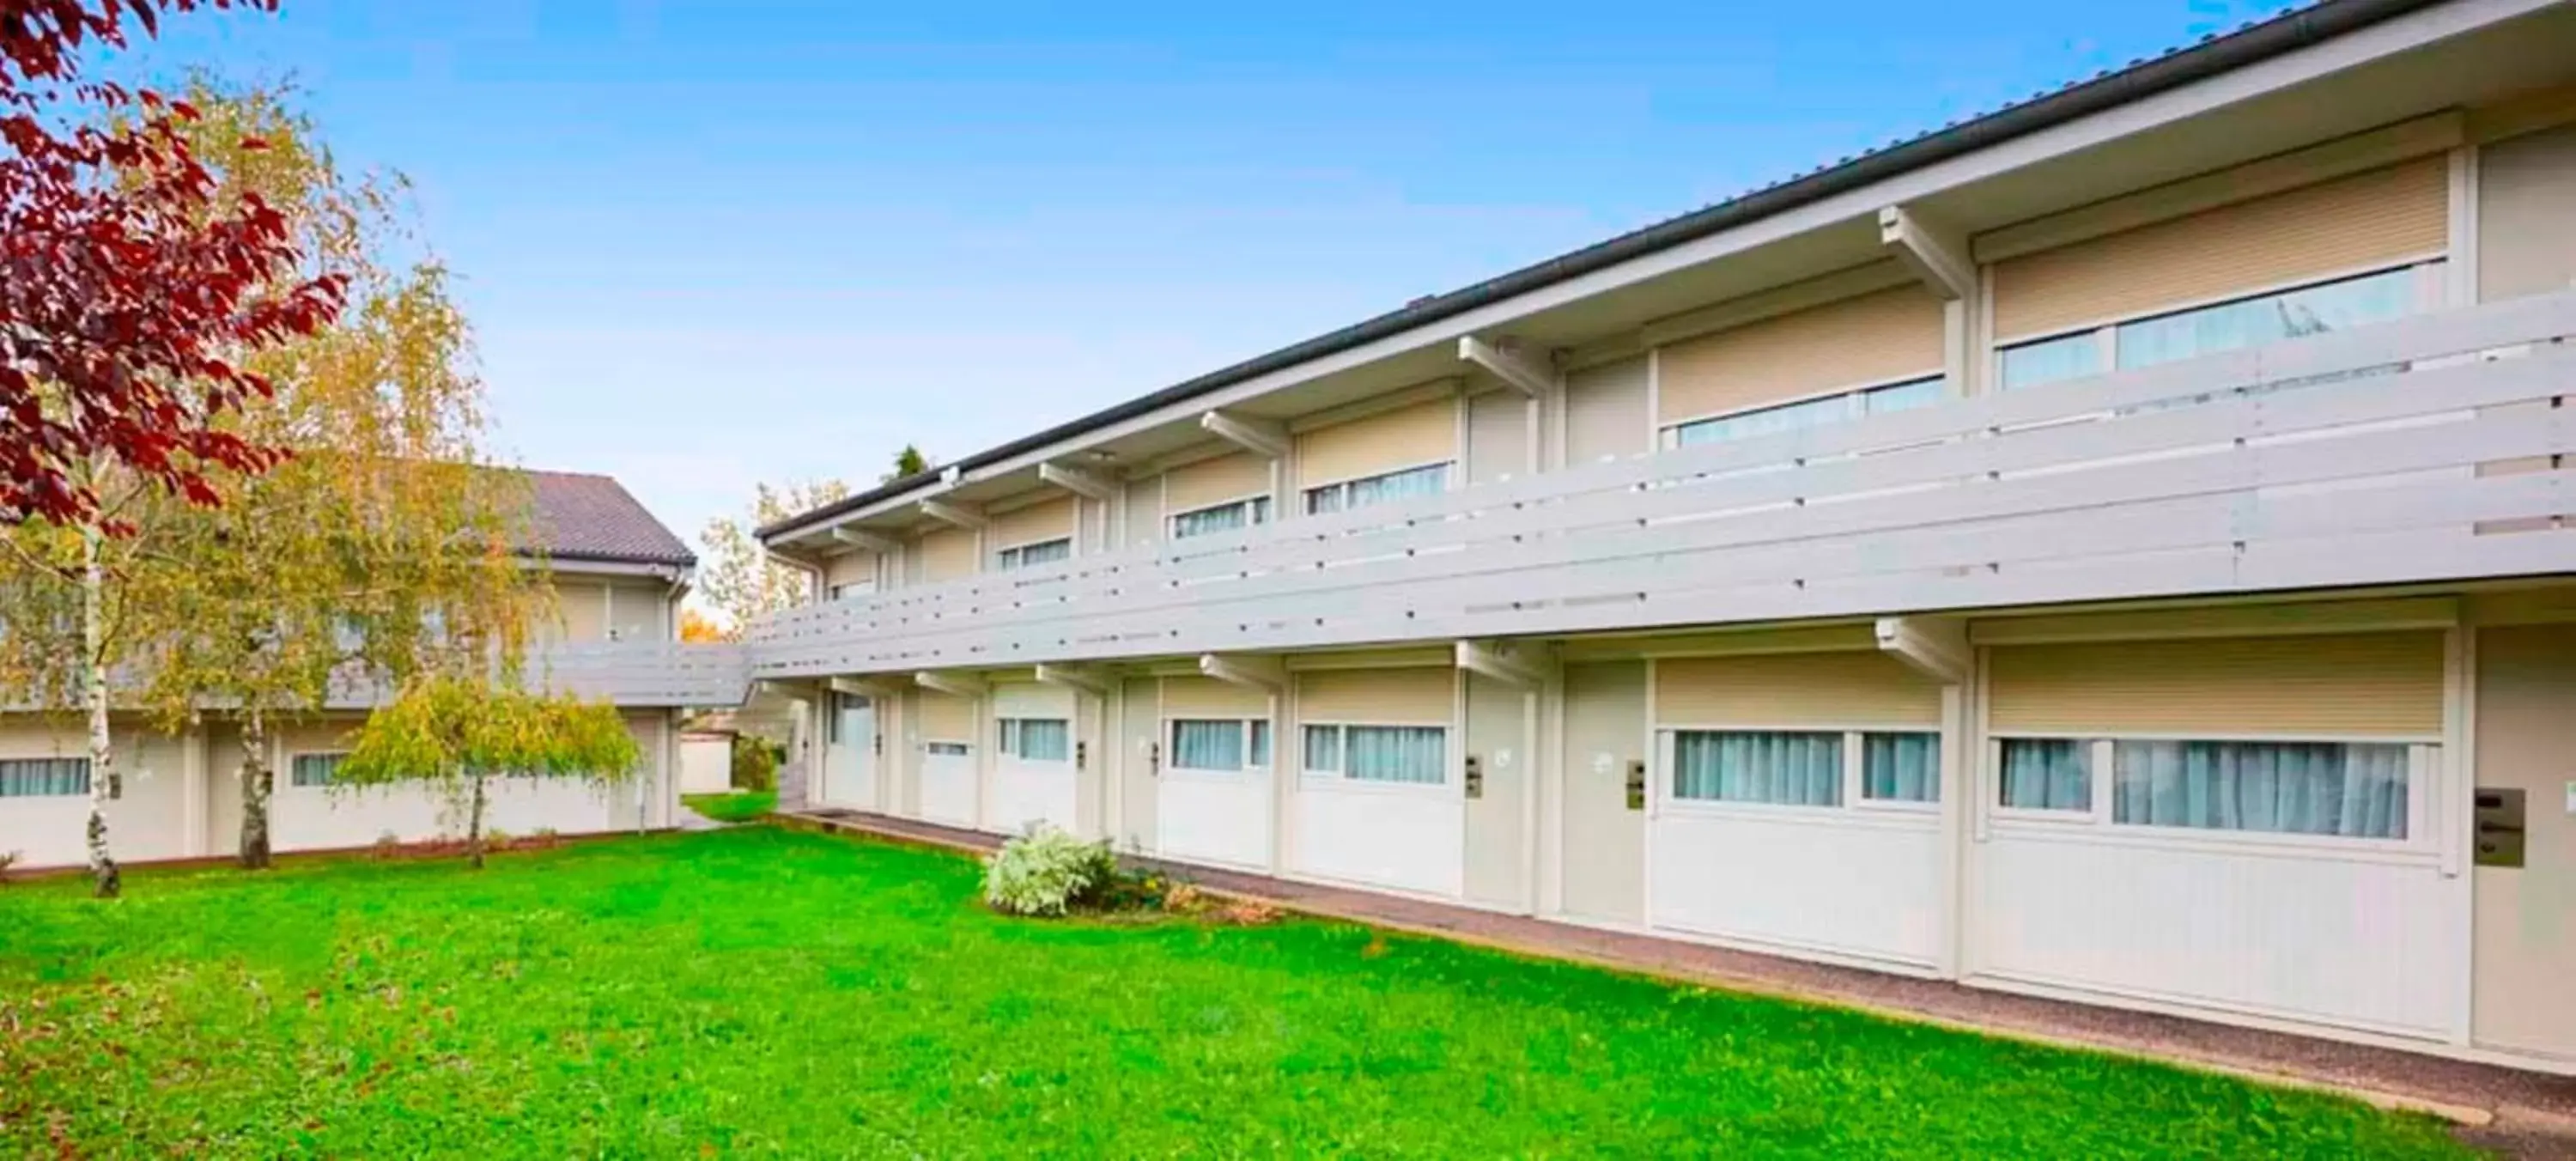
(0, 829, 2472, 1158)
(681, 788, 775, 822)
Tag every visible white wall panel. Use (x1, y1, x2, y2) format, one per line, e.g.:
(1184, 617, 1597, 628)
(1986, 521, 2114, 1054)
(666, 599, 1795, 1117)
(1291, 781, 1462, 897)
(1650, 810, 1942, 970)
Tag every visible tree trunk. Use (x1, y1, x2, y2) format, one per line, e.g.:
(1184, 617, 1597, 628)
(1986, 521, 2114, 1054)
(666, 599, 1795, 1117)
(467, 771, 487, 870)
(239, 708, 272, 870)
(81, 522, 120, 900)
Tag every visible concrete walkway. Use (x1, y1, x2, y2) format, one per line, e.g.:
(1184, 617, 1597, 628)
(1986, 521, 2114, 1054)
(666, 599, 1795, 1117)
(779, 805, 2576, 1152)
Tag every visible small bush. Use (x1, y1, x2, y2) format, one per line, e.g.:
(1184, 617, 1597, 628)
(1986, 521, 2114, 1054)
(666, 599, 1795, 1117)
(0, 849, 18, 885)
(731, 735, 780, 792)
(982, 825, 1119, 917)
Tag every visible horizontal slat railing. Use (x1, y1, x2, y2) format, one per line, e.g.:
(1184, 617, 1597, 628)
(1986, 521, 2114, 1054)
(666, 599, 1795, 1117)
(745, 291, 2576, 678)
(525, 641, 751, 708)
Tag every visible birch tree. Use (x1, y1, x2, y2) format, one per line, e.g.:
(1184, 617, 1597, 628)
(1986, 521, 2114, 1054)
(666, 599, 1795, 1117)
(696, 478, 848, 636)
(132, 82, 544, 870)
(336, 673, 640, 869)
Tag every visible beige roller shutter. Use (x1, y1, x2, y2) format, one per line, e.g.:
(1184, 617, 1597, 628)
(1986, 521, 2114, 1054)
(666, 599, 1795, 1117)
(1160, 676, 1270, 720)
(1163, 452, 1273, 515)
(1295, 398, 1457, 489)
(992, 681, 1071, 720)
(1655, 285, 1945, 426)
(917, 690, 976, 741)
(1992, 158, 2448, 341)
(1566, 355, 1650, 463)
(823, 550, 878, 591)
(917, 526, 977, 582)
(1986, 631, 2445, 738)
(991, 495, 1075, 551)
(1655, 652, 1941, 727)
(1297, 666, 1455, 726)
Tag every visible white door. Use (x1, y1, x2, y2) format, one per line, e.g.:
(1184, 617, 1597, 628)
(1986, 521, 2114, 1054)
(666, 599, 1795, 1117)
(988, 684, 1078, 834)
(1157, 716, 1273, 870)
(823, 694, 878, 811)
(918, 742, 977, 827)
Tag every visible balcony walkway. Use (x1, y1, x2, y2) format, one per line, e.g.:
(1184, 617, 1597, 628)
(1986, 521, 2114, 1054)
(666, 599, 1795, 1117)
(778, 805, 2576, 1150)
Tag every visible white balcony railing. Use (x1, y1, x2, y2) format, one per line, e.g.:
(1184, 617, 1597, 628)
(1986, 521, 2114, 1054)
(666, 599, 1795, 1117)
(744, 290, 2576, 680)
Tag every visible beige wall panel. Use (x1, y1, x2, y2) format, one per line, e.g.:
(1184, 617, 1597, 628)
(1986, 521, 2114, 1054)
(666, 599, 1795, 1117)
(916, 690, 975, 742)
(1159, 675, 1270, 720)
(1987, 631, 2445, 738)
(553, 580, 607, 642)
(917, 526, 978, 582)
(1655, 651, 1941, 727)
(2478, 124, 2576, 303)
(991, 495, 1076, 552)
(1656, 284, 1945, 425)
(1120, 479, 1163, 550)
(1466, 389, 1532, 485)
(1163, 452, 1273, 515)
(1295, 398, 1458, 489)
(823, 550, 879, 593)
(2471, 623, 2576, 1058)
(1566, 356, 1650, 464)
(1297, 666, 1455, 726)
(1992, 158, 2448, 340)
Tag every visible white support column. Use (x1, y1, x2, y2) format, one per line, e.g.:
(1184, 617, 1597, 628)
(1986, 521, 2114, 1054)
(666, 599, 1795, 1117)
(1454, 639, 1546, 689)
(1037, 462, 1119, 502)
(830, 526, 898, 555)
(919, 498, 987, 532)
(1199, 410, 1290, 460)
(1876, 614, 1972, 980)
(1197, 653, 1285, 691)
(1034, 663, 1110, 696)
(1456, 336, 1558, 399)
(913, 671, 987, 700)
(1878, 204, 1974, 301)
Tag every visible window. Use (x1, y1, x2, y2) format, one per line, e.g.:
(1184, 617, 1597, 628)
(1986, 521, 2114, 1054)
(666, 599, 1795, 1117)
(1672, 731, 1842, 805)
(1999, 265, 2427, 392)
(290, 752, 348, 788)
(2111, 739, 2408, 839)
(828, 692, 869, 745)
(1998, 738, 2093, 811)
(1301, 724, 1445, 785)
(996, 538, 1072, 571)
(1862, 732, 1941, 803)
(0, 757, 89, 798)
(1668, 376, 1945, 447)
(1303, 463, 1449, 516)
(1170, 495, 1273, 539)
(1169, 719, 1273, 772)
(997, 717, 1071, 762)
(926, 741, 972, 757)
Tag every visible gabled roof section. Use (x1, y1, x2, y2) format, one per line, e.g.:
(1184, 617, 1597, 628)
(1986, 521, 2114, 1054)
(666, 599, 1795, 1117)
(521, 470, 696, 568)
(758, 0, 2443, 542)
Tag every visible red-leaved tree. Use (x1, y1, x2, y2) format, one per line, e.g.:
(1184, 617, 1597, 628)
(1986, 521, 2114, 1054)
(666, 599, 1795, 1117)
(1, 0, 344, 532)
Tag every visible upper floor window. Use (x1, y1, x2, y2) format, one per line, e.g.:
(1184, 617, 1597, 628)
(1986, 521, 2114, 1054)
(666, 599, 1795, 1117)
(995, 537, 1072, 571)
(1170, 495, 1273, 539)
(1303, 463, 1449, 516)
(0, 757, 89, 798)
(1998, 264, 2430, 392)
(1666, 376, 1944, 448)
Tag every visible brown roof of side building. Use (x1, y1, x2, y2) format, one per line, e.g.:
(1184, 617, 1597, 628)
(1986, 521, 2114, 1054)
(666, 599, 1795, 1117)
(522, 469, 696, 568)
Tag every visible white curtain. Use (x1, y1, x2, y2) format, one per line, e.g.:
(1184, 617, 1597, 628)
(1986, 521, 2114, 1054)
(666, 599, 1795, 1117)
(1303, 725, 1343, 771)
(1862, 732, 1939, 802)
(1171, 720, 1244, 771)
(290, 753, 347, 788)
(1672, 731, 1840, 805)
(2112, 740, 2409, 839)
(1172, 498, 1268, 539)
(0, 757, 90, 798)
(2000, 738, 2090, 811)
(2115, 266, 2415, 372)
(1010, 719, 1070, 763)
(1344, 464, 1449, 510)
(1345, 726, 1445, 784)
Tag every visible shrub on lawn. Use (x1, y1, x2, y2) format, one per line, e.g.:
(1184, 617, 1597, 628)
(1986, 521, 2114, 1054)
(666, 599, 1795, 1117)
(982, 825, 1119, 917)
(731, 735, 780, 792)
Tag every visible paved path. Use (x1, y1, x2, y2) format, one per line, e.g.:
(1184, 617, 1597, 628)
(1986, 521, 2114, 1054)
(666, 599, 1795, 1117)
(779, 806, 2576, 1152)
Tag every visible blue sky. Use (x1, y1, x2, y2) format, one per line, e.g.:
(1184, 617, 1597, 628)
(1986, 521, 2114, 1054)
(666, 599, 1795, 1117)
(101, 0, 2292, 546)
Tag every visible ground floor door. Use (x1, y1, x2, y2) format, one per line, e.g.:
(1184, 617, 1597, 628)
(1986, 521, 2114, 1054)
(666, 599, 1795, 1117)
(821, 693, 878, 811)
(987, 683, 1078, 834)
(2473, 623, 2576, 1062)
(1461, 672, 1533, 911)
(1557, 661, 1646, 926)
